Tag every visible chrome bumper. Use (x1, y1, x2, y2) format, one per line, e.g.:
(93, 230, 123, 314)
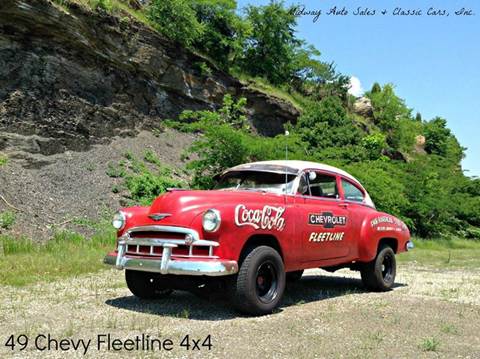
(104, 248, 238, 277)
(406, 241, 415, 251)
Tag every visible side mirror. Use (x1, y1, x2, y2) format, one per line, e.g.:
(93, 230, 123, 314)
(308, 171, 317, 181)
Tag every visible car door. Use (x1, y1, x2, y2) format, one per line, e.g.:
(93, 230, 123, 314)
(339, 177, 372, 259)
(298, 170, 353, 262)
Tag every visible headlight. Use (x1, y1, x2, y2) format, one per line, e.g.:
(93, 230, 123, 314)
(202, 209, 221, 232)
(112, 211, 126, 230)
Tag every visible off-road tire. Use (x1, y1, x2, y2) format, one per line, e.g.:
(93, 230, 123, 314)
(360, 245, 396, 291)
(286, 270, 304, 282)
(230, 246, 285, 316)
(125, 270, 173, 299)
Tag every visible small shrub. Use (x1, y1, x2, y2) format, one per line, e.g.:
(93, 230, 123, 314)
(419, 337, 440, 352)
(0, 211, 16, 230)
(106, 162, 126, 178)
(0, 154, 7, 167)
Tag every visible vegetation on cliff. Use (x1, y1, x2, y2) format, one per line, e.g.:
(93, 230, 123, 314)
(140, 0, 478, 239)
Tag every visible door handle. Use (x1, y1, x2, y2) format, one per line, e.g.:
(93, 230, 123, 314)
(338, 203, 349, 209)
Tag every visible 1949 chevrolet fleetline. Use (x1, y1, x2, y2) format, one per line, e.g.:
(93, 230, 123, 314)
(105, 160, 413, 315)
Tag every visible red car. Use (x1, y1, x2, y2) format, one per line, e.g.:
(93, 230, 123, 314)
(105, 160, 413, 315)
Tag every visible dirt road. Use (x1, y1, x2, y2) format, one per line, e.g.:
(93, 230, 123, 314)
(1, 264, 479, 358)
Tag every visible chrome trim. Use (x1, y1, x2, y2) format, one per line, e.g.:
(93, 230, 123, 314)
(126, 225, 201, 241)
(104, 253, 238, 276)
(202, 208, 221, 232)
(148, 213, 171, 221)
(406, 241, 414, 251)
(124, 237, 219, 248)
(119, 225, 220, 261)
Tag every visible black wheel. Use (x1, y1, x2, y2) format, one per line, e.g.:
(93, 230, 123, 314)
(125, 270, 173, 299)
(230, 246, 285, 315)
(360, 246, 396, 291)
(286, 270, 304, 282)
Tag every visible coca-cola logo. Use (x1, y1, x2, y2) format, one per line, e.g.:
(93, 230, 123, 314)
(234, 205, 286, 231)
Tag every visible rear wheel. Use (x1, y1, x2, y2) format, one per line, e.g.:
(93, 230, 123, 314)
(125, 270, 173, 299)
(230, 246, 285, 316)
(360, 246, 396, 291)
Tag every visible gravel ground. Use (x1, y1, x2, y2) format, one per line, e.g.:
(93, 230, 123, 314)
(0, 129, 194, 239)
(1, 264, 479, 358)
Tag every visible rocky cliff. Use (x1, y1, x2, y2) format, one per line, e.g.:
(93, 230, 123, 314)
(0, 0, 299, 165)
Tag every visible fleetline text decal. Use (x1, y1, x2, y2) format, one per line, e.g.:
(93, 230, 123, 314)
(308, 212, 347, 228)
(234, 204, 286, 231)
(309, 232, 345, 242)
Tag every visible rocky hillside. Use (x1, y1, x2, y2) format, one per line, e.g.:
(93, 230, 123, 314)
(0, 0, 299, 163)
(0, 0, 300, 238)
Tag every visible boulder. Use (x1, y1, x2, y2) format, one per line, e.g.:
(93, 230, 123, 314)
(353, 97, 373, 117)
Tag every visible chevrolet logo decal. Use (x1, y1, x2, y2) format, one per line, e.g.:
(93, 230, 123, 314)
(148, 213, 171, 221)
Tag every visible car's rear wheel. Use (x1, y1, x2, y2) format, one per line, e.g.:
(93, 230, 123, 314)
(230, 246, 285, 315)
(360, 246, 396, 291)
(286, 270, 304, 282)
(125, 270, 173, 299)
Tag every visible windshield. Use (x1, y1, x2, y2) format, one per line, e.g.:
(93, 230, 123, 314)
(215, 171, 297, 194)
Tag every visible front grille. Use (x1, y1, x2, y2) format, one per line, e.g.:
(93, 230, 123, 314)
(122, 225, 218, 258)
(130, 231, 185, 240)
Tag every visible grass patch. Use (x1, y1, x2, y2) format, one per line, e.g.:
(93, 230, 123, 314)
(0, 153, 7, 167)
(0, 226, 116, 286)
(398, 238, 480, 269)
(419, 337, 440, 352)
(0, 211, 16, 230)
(233, 73, 307, 112)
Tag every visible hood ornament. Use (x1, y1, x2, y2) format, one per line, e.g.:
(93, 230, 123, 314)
(148, 213, 171, 221)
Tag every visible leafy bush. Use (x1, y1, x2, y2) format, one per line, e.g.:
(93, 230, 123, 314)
(296, 96, 362, 151)
(0, 211, 16, 230)
(171, 93, 479, 239)
(121, 152, 185, 205)
(147, 0, 203, 46)
(190, 0, 249, 69)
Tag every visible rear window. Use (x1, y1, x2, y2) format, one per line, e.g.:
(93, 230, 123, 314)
(342, 179, 364, 202)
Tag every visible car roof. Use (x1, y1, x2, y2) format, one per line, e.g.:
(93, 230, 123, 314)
(222, 160, 375, 208)
(226, 160, 361, 184)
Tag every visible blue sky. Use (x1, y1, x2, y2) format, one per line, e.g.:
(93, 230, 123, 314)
(237, 0, 480, 177)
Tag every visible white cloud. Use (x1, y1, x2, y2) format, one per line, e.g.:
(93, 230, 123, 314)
(348, 76, 364, 97)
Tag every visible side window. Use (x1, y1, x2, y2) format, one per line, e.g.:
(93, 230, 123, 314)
(342, 179, 364, 202)
(308, 173, 338, 199)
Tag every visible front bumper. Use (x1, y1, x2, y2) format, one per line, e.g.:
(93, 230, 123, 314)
(104, 250, 238, 277)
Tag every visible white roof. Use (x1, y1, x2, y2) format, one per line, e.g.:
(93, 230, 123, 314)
(230, 160, 360, 184)
(226, 160, 375, 208)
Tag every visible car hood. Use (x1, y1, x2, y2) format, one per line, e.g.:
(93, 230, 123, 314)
(147, 189, 285, 225)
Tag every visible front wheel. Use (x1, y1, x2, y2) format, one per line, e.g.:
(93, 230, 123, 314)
(125, 270, 173, 299)
(360, 246, 396, 291)
(230, 246, 285, 316)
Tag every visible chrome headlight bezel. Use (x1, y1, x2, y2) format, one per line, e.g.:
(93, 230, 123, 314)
(112, 211, 126, 231)
(202, 209, 221, 232)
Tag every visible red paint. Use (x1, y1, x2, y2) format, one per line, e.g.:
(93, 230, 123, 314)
(109, 164, 410, 272)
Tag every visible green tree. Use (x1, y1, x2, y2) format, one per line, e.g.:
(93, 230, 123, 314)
(242, 1, 300, 84)
(296, 96, 362, 152)
(423, 117, 451, 156)
(191, 0, 250, 69)
(147, 0, 203, 46)
(371, 82, 381, 93)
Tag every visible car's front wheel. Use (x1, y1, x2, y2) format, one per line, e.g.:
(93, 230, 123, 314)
(230, 246, 286, 315)
(125, 270, 173, 299)
(360, 245, 396, 291)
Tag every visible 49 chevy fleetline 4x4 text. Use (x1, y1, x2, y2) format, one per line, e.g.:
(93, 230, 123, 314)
(105, 160, 413, 315)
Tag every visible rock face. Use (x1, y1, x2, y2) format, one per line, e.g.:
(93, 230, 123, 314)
(0, 0, 299, 162)
(353, 97, 373, 118)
